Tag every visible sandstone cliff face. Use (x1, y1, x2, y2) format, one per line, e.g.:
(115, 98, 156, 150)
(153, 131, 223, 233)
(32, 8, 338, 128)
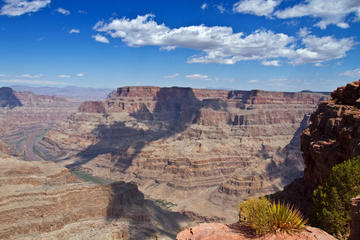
(0, 89, 80, 161)
(37, 86, 328, 221)
(275, 80, 360, 217)
(0, 87, 22, 109)
(0, 157, 205, 240)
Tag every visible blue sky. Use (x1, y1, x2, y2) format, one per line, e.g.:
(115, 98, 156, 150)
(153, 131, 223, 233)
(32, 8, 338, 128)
(0, 0, 360, 91)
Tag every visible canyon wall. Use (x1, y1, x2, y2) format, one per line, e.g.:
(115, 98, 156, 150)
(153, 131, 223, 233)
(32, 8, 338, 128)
(0, 156, 207, 240)
(37, 86, 329, 221)
(0, 89, 80, 161)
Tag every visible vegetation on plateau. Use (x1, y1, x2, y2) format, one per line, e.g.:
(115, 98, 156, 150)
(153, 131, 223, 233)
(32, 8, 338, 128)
(238, 197, 307, 234)
(312, 156, 360, 238)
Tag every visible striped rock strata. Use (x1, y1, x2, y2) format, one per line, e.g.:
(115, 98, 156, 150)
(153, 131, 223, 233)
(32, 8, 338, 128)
(37, 86, 329, 221)
(0, 157, 205, 240)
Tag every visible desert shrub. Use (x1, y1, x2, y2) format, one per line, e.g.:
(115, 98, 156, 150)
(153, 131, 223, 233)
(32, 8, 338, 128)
(312, 156, 360, 238)
(239, 197, 307, 234)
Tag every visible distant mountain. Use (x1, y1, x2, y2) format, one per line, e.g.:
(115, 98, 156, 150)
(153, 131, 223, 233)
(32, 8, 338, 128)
(11, 85, 112, 100)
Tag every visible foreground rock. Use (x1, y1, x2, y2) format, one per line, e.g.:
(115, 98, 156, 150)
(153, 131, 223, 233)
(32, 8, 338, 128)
(276, 80, 360, 216)
(350, 196, 360, 240)
(37, 86, 329, 221)
(176, 223, 336, 240)
(0, 156, 210, 240)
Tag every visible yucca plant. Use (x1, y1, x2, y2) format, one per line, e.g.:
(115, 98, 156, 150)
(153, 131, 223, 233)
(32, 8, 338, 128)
(269, 201, 307, 233)
(239, 197, 307, 234)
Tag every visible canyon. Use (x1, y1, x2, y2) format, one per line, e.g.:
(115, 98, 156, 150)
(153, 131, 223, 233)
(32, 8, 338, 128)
(0, 87, 81, 161)
(36, 86, 329, 221)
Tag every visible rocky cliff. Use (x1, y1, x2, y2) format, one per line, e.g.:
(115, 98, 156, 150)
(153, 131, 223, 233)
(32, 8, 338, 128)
(37, 86, 329, 221)
(0, 156, 209, 240)
(276, 80, 360, 216)
(0, 87, 22, 109)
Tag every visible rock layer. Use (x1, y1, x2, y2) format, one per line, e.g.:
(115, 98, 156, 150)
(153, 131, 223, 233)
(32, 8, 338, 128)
(37, 86, 329, 221)
(0, 157, 205, 239)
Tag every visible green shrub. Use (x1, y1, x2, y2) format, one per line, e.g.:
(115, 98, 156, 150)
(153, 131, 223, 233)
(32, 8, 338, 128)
(312, 156, 360, 238)
(239, 197, 307, 234)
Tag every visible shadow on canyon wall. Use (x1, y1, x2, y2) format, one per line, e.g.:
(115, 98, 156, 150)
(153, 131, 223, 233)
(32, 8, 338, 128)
(68, 87, 203, 170)
(105, 181, 194, 239)
(0, 87, 22, 109)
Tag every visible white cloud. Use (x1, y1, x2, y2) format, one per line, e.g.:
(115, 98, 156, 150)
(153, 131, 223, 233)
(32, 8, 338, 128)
(201, 3, 208, 10)
(0, 79, 67, 85)
(0, 0, 50, 16)
(92, 34, 109, 44)
(58, 74, 70, 78)
(297, 27, 311, 37)
(93, 14, 355, 65)
(69, 29, 80, 34)
(20, 74, 43, 78)
(249, 79, 260, 83)
(275, 0, 360, 29)
(76, 73, 85, 77)
(340, 68, 360, 78)
(57, 7, 70, 16)
(261, 60, 280, 66)
(217, 5, 225, 13)
(163, 73, 180, 79)
(233, 0, 281, 17)
(186, 74, 210, 81)
(291, 35, 355, 65)
(78, 10, 86, 14)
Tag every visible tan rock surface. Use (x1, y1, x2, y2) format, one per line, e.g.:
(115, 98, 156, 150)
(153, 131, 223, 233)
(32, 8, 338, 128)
(176, 223, 336, 240)
(0, 157, 208, 240)
(37, 86, 329, 221)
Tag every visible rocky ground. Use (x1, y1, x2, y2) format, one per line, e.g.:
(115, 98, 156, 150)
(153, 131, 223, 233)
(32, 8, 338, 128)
(176, 223, 336, 240)
(36, 86, 329, 221)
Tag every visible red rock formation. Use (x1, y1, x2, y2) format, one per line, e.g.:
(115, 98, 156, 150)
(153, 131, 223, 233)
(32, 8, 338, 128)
(176, 223, 336, 240)
(37, 86, 329, 221)
(350, 196, 360, 240)
(0, 156, 204, 239)
(79, 101, 106, 113)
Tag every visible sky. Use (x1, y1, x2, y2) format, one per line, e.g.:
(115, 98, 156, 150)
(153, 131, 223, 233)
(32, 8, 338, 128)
(0, 0, 360, 92)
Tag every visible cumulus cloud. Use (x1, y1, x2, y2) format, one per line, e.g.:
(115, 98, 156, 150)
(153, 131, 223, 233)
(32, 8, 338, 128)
(76, 73, 85, 77)
(92, 34, 109, 44)
(69, 29, 80, 34)
(340, 68, 360, 78)
(201, 3, 208, 10)
(163, 73, 180, 79)
(0, 0, 50, 16)
(297, 27, 311, 37)
(186, 74, 210, 80)
(261, 60, 280, 66)
(93, 14, 356, 65)
(291, 35, 355, 65)
(57, 7, 70, 15)
(275, 0, 360, 29)
(58, 74, 70, 78)
(0, 79, 67, 85)
(233, 0, 281, 17)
